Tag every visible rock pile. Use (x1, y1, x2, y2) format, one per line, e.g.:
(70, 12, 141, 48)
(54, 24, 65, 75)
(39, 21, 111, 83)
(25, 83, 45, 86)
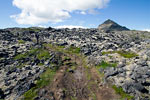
(0, 20, 150, 100)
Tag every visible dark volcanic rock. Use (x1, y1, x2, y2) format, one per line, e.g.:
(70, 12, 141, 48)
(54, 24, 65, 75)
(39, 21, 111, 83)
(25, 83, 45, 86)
(0, 22, 150, 100)
(122, 82, 149, 94)
(0, 88, 5, 99)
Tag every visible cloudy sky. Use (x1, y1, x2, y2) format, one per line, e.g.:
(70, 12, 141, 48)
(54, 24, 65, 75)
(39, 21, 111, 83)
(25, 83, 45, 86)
(0, 0, 150, 30)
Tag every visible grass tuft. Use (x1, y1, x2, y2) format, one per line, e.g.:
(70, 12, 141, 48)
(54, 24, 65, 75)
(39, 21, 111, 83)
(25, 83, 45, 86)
(44, 43, 81, 55)
(112, 85, 134, 100)
(102, 51, 116, 55)
(117, 51, 138, 58)
(44, 43, 65, 51)
(102, 50, 138, 58)
(14, 48, 38, 60)
(63, 56, 71, 61)
(37, 49, 50, 60)
(14, 48, 51, 60)
(23, 87, 37, 100)
(24, 68, 56, 100)
(22, 28, 41, 32)
(96, 61, 117, 69)
(18, 40, 25, 44)
(36, 68, 56, 88)
(71, 96, 77, 100)
(67, 46, 81, 54)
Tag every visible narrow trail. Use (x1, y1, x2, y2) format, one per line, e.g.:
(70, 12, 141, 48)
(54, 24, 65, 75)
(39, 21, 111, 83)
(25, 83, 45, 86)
(37, 46, 121, 100)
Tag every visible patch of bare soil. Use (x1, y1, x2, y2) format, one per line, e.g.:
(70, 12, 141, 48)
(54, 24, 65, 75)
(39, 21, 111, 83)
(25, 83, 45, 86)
(38, 54, 121, 100)
(90, 68, 120, 100)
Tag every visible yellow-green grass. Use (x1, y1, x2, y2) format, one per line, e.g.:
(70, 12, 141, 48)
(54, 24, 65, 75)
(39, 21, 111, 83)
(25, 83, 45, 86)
(96, 61, 117, 69)
(24, 68, 56, 100)
(44, 43, 81, 54)
(112, 85, 134, 100)
(102, 50, 138, 58)
(14, 48, 51, 60)
(18, 40, 25, 44)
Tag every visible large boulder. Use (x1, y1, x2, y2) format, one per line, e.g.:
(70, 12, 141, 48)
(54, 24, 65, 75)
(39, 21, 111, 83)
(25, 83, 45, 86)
(122, 82, 149, 94)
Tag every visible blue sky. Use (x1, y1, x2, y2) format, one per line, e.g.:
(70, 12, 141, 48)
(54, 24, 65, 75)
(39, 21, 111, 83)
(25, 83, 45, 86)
(0, 0, 149, 30)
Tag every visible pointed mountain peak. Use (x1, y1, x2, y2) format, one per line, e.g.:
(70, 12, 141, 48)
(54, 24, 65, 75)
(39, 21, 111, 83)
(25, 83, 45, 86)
(103, 19, 117, 25)
(98, 19, 129, 32)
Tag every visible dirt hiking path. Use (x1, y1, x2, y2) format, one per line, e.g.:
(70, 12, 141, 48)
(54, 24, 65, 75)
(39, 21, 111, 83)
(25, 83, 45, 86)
(39, 52, 120, 100)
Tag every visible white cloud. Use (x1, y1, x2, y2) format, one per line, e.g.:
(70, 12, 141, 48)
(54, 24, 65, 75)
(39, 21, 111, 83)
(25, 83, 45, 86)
(88, 9, 99, 14)
(11, 0, 110, 25)
(80, 11, 86, 15)
(38, 25, 47, 28)
(143, 29, 150, 32)
(55, 25, 86, 29)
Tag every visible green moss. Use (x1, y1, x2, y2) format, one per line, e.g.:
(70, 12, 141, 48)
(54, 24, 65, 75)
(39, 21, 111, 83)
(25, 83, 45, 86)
(58, 45, 65, 49)
(16, 63, 26, 68)
(22, 28, 41, 32)
(71, 66, 76, 70)
(14, 48, 38, 60)
(67, 46, 81, 54)
(86, 71, 91, 80)
(14, 54, 26, 60)
(87, 81, 97, 100)
(71, 96, 77, 100)
(96, 61, 117, 69)
(37, 49, 50, 60)
(92, 92, 97, 100)
(65, 61, 77, 72)
(44, 43, 53, 48)
(44, 43, 65, 51)
(14, 53, 28, 60)
(102, 51, 116, 55)
(24, 68, 56, 100)
(18, 40, 25, 44)
(14, 48, 51, 60)
(36, 68, 56, 88)
(28, 48, 39, 55)
(23, 87, 37, 100)
(64, 61, 77, 66)
(67, 66, 77, 72)
(63, 56, 71, 61)
(117, 51, 138, 58)
(44, 43, 81, 56)
(38, 63, 44, 66)
(112, 85, 134, 100)
(102, 50, 138, 58)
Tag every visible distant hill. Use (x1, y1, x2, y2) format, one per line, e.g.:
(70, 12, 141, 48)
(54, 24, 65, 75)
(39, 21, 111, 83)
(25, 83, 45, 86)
(98, 19, 129, 32)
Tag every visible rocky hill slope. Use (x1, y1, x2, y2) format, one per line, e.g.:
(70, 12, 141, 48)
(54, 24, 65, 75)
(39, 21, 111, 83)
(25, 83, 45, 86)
(0, 20, 150, 100)
(98, 19, 129, 32)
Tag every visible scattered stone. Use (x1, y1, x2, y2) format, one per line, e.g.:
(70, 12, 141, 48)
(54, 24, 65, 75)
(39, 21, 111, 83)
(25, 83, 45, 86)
(0, 22, 150, 99)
